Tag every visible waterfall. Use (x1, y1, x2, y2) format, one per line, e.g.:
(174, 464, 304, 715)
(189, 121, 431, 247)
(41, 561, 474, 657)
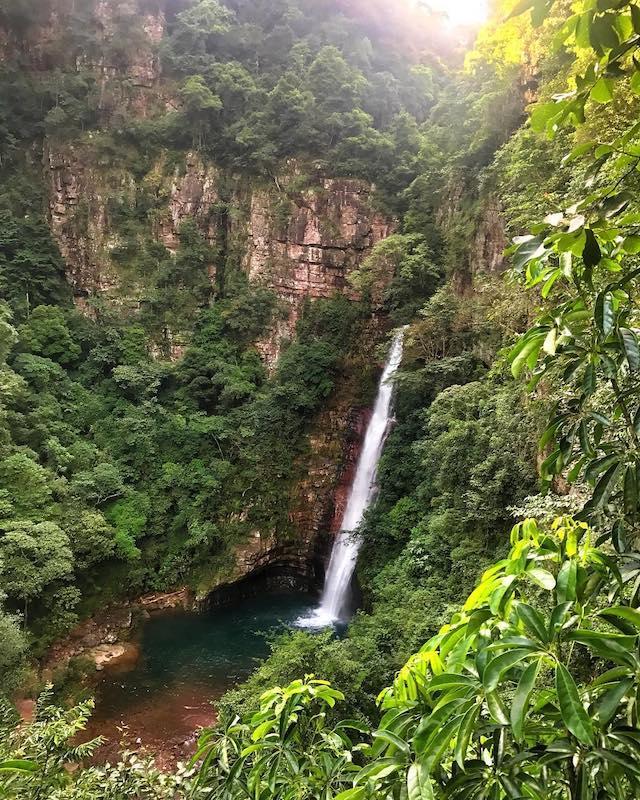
(298, 328, 405, 628)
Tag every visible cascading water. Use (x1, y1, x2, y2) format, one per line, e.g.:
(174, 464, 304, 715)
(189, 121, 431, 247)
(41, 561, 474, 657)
(298, 328, 406, 628)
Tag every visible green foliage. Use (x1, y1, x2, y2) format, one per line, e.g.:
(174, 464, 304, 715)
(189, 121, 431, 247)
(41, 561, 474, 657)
(134, 0, 439, 183)
(340, 517, 640, 800)
(0, 688, 183, 799)
(0, 288, 367, 648)
(505, 0, 640, 549)
(0, 212, 70, 320)
(351, 234, 442, 324)
(221, 290, 541, 724)
(18, 306, 81, 367)
(5, 516, 640, 800)
(201, 518, 640, 800)
(0, 592, 27, 693)
(193, 677, 360, 799)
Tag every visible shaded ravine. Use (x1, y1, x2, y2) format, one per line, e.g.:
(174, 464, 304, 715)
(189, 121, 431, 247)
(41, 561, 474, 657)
(88, 331, 405, 764)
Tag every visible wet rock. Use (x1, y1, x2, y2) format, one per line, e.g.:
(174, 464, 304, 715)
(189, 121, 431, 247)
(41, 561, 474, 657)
(91, 642, 140, 672)
(16, 699, 36, 723)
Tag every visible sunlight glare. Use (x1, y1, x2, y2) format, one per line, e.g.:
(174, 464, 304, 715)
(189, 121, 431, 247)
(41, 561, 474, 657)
(427, 0, 490, 28)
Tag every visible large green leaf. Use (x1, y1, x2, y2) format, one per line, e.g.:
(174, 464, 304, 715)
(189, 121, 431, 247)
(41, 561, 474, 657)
(568, 629, 636, 666)
(624, 465, 638, 518)
(483, 649, 537, 692)
(427, 674, 477, 693)
(407, 760, 435, 800)
(372, 729, 411, 755)
(485, 690, 509, 725)
(582, 229, 602, 267)
(454, 703, 480, 769)
(590, 76, 614, 103)
(510, 659, 541, 742)
(594, 290, 615, 335)
(587, 462, 621, 509)
(516, 603, 549, 643)
(592, 747, 640, 777)
(511, 332, 546, 378)
(555, 663, 594, 745)
(0, 759, 38, 773)
(334, 788, 367, 800)
(599, 605, 640, 630)
(556, 559, 577, 603)
(527, 567, 556, 590)
(620, 327, 640, 370)
(593, 678, 633, 728)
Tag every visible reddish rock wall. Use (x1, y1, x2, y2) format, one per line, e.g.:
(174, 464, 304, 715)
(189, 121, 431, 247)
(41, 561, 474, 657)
(244, 180, 394, 364)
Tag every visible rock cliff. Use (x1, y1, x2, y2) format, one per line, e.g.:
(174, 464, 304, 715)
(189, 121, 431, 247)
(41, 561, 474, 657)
(242, 179, 394, 364)
(6, 0, 399, 604)
(44, 141, 394, 355)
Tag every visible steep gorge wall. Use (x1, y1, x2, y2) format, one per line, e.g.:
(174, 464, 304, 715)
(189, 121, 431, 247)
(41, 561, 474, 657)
(4, 0, 398, 598)
(242, 179, 393, 364)
(45, 142, 394, 351)
(437, 176, 508, 292)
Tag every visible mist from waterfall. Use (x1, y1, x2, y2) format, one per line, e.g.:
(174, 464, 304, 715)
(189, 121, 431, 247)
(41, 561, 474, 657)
(297, 328, 405, 628)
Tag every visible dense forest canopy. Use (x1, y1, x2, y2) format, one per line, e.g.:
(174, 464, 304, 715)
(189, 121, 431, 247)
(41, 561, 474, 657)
(2, 0, 640, 797)
(0, 0, 460, 666)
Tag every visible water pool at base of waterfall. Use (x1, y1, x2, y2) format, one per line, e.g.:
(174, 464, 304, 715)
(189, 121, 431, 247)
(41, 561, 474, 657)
(87, 592, 316, 767)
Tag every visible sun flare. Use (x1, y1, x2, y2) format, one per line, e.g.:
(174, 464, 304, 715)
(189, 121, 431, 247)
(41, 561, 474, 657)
(426, 0, 490, 27)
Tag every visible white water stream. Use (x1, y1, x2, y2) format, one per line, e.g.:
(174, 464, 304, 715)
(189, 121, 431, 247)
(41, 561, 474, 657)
(298, 328, 405, 628)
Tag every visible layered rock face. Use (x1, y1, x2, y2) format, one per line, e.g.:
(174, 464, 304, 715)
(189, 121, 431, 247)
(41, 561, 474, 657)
(243, 180, 394, 364)
(45, 145, 393, 354)
(469, 196, 508, 276)
(46, 147, 221, 305)
(438, 177, 508, 292)
(0, 0, 165, 109)
(47, 143, 125, 303)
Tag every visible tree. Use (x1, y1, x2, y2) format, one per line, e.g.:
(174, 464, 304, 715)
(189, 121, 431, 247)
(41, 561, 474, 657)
(17, 306, 81, 367)
(0, 215, 70, 320)
(163, 0, 234, 73)
(0, 591, 26, 692)
(0, 521, 74, 623)
(0, 454, 53, 519)
(192, 677, 361, 798)
(341, 517, 640, 800)
(350, 234, 442, 322)
(506, 0, 640, 550)
(307, 46, 367, 114)
(178, 75, 223, 149)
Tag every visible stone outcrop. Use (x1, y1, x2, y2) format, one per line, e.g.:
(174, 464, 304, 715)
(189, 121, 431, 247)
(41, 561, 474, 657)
(46, 147, 222, 305)
(438, 178, 507, 291)
(244, 180, 394, 365)
(469, 195, 507, 275)
(155, 153, 220, 253)
(46, 143, 126, 303)
(44, 589, 191, 675)
(0, 0, 165, 115)
(91, 641, 140, 671)
(44, 144, 395, 360)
